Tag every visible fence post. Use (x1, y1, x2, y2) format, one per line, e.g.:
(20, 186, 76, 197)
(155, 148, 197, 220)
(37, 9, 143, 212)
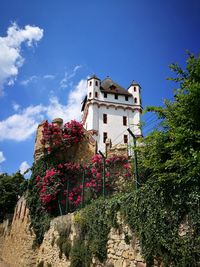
(127, 128, 139, 189)
(66, 179, 69, 214)
(80, 165, 85, 208)
(99, 150, 106, 197)
(58, 199, 63, 216)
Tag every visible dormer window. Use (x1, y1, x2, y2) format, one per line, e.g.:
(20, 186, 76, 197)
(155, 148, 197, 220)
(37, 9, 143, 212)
(95, 81, 98, 86)
(134, 97, 137, 103)
(115, 94, 118, 100)
(95, 92, 98, 98)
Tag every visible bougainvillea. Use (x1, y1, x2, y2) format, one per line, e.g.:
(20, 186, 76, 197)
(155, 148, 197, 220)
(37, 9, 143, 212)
(35, 154, 131, 214)
(41, 120, 84, 153)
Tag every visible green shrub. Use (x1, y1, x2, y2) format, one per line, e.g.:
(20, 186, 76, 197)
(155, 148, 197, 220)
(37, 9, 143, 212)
(70, 239, 91, 267)
(37, 261, 44, 267)
(56, 235, 71, 259)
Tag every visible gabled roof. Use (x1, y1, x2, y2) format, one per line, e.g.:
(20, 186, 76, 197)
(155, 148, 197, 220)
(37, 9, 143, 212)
(100, 77, 132, 96)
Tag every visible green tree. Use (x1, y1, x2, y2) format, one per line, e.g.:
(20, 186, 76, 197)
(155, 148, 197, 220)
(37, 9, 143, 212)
(130, 53, 200, 266)
(0, 171, 26, 222)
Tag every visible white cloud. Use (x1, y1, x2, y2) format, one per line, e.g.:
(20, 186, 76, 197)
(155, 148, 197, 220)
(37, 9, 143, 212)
(20, 74, 55, 86)
(43, 74, 55, 79)
(0, 78, 87, 141)
(12, 102, 21, 111)
(0, 23, 43, 94)
(0, 151, 6, 163)
(46, 79, 87, 121)
(46, 96, 68, 121)
(0, 105, 46, 141)
(20, 75, 38, 86)
(19, 161, 30, 174)
(66, 79, 87, 118)
(60, 65, 82, 89)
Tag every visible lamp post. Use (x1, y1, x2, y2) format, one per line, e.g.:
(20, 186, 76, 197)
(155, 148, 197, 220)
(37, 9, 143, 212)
(99, 150, 106, 197)
(127, 128, 139, 189)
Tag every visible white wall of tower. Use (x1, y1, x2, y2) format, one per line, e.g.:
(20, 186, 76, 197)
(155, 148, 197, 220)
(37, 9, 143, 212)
(83, 77, 142, 152)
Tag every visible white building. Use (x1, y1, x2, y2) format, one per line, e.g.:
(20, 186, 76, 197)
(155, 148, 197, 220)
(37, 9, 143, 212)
(81, 75, 142, 152)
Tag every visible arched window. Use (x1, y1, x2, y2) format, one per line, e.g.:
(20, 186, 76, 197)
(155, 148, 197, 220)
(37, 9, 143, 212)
(134, 97, 137, 104)
(89, 81, 92, 86)
(95, 81, 98, 86)
(89, 92, 92, 97)
(134, 86, 137, 92)
(95, 92, 98, 98)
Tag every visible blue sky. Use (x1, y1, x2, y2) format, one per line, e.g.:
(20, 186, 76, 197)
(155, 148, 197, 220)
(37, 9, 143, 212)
(0, 0, 199, 175)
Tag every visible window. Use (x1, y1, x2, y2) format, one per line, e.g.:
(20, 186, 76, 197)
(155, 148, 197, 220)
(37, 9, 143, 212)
(104, 92, 107, 98)
(89, 92, 92, 97)
(95, 92, 98, 98)
(103, 132, 107, 143)
(95, 81, 98, 86)
(103, 114, 107, 124)
(134, 97, 137, 103)
(134, 86, 136, 92)
(89, 81, 92, 86)
(125, 96, 128, 101)
(123, 116, 127, 126)
(124, 135, 128, 144)
(115, 94, 118, 100)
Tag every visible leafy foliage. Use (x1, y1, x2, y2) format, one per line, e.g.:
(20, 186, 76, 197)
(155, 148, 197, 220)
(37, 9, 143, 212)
(133, 53, 200, 266)
(0, 172, 26, 222)
(71, 196, 121, 266)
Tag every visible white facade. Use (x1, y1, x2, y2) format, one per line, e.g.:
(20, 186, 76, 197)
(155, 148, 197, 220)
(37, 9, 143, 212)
(81, 76, 142, 152)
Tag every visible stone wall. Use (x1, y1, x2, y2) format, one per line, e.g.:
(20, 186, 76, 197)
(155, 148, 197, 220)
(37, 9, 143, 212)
(0, 203, 146, 267)
(37, 213, 146, 267)
(1, 197, 37, 267)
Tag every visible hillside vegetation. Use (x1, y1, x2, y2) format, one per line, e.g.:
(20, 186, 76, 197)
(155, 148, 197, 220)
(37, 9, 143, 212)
(25, 53, 200, 267)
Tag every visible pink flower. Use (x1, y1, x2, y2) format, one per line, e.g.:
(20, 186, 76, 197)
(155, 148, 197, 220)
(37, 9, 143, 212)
(123, 163, 130, 169)
(96, 172, 102, 179)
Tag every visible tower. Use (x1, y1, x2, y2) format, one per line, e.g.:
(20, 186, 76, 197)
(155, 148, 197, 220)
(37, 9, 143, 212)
(128, 81, 142, 137)
(81, 75, 142, 152)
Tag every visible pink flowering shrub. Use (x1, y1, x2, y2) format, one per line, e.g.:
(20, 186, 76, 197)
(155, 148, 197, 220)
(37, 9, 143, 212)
(41, 120, 84, 153)
(35, 154, 131, 214)
(37, 119, 131, 213)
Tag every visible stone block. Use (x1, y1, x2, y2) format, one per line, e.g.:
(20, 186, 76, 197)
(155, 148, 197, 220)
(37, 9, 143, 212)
(136, 262, 146, 267)
(122, 251, 129, 259)
(115, 259, 124, 267)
